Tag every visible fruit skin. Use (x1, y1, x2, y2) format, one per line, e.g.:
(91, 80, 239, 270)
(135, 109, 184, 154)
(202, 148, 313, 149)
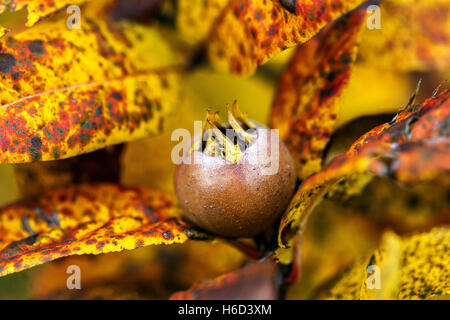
(174, 126, 296, 237)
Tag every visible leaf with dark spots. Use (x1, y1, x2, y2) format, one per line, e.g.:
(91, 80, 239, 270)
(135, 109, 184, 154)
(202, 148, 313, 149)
(0, 183, 197, 277)
(0, 53, 17, 74)
(0, 3, 181, 163)
(27, 40, 45, 55)
(277, 89, 450, 273)
(270, 8, 366, 179)
(207, 0, 366, 75)
(170, 259, 279, 300)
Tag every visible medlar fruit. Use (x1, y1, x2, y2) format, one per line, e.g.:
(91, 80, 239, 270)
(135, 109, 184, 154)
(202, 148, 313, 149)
(174, 102, 296, 237)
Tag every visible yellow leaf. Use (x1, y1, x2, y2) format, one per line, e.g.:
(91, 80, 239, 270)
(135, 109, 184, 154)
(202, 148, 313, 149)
(0, 9, 181, 163)
(359, 0, 450, 72)
(398, 227, 450, 299)
(270, 8, 367, 179)
(0, 183, 193, 277)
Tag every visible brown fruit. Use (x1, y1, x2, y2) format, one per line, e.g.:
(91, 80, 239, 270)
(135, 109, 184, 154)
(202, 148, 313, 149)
(174, 102, 296, 237)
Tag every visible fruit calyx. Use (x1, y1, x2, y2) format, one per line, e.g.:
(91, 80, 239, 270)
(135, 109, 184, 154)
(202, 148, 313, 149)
(191, 101, 258, 163)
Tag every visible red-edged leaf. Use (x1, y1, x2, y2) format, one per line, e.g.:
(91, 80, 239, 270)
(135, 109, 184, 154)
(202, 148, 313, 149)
(270, 8, 366, 179)
(0, 4, 180, 164)
(207, 0, 366, 75)
(277, 88, 450, 272)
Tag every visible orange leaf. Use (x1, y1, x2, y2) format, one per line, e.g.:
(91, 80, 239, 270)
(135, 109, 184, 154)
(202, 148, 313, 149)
(170, 259, 279, 300)
(277, 88, 450, 269)
(0, 183, 193, 277)
(270, 8, 366, 179)
(207, 0, 366, 75)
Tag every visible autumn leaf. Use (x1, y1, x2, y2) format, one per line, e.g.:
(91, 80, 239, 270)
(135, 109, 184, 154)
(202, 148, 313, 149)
(321, 226, 450, 300)
(170, 259, 279, 300)
(270, 8, 366, 179)
(0, 183, 196, 277)
(277, 88, 450, 268)
(207, 0, 366, 75)
(359, 0, 450, 72)
(0, 0, 87, 35)
(0, 4, 181, 164)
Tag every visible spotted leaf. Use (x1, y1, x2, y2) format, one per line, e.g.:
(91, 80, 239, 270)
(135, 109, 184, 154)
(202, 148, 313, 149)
(0, 183, 194, 277)
(277, 88, 450, 269)
(270, 8, 366, 179)
(0, 6, 181, 163)
(207, 0, 366, 75)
